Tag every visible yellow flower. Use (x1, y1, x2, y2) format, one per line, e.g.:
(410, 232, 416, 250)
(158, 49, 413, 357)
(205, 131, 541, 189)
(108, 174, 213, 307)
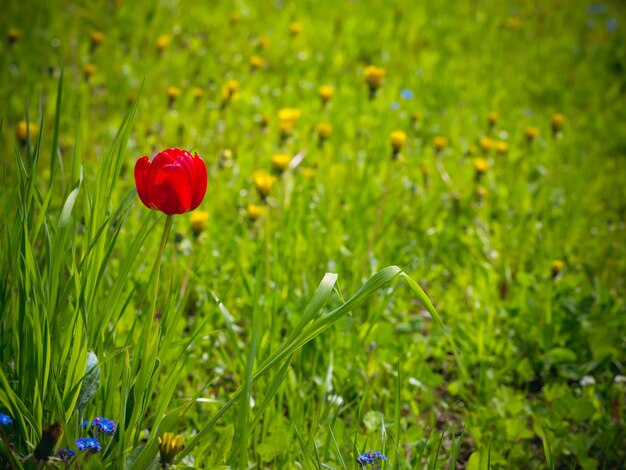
(167, 86, 182, 99)
(17, 121, 37, 143)
(250, 54, 266, 70)
(289, 22, 303, 36)
(411, 111, 423, 123)
(158, 433, 184, 467)
(479, 136, 492, 153)
(476, 186, 488, 199)
(466, 145, 478, 156)
(83, 63, 97, 79)
(156, 34, 171, 52)
(317, 122, 332, 140)
(190, 211, 209, 236)
(301, 167, 316, 180)
(230, 12, 241, 26)
(525, 127, 539, 142)
(271, 154, 291, 173)
(90, 31, 105, 48)
(258, 35, 271, 50)
(433, 136, 448, 151)
(505, 16, 522, 29)
(192, 87, 204, 100)
(473, 157, 489, 175)
(364, 66, 386, 91)
(551, 113, 565, 132)
(390, 130, 407, 154)
(253, 170, 274, 198)
(551, 260, 565, 278)
(246, 204, 264, 221)
(278, 108, 300, 136)
(488, 111, 499, 126)
(319, 85, 334, 104)
(222, 79, 240, 101)
(495, 140, 509, 155)
(8, 28, 22, 44)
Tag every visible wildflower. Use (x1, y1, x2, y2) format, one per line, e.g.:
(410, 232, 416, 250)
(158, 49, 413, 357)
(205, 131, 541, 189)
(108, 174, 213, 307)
(246, 204, 264, 221)
(83, 63, 97, 80)
(229, 12, 241, 26)
(8, 28, 22, 45)
(473, 157, 489, 179)
(156, 34, 171, 53)
(56, 448, 76, 461)
(525, 127, 539, 143)
(301, 167, 316, 180)
(551, 259, 565, 279)
(390, 130, 407, 156)
(34, 423, 63, 462)
(158, 432, 184, 468)
(250, 54, 266, 71)
(134, 148, 207, 215)
(495, 140, 509, 155)
(167, 86, 182, 107)
(271, 154, 291, 173)
(86, 417, 117, 436)
(76, 437, 102, 454)
(319, 85, 334, 105)
(476, 186, 488, 199)
(222, 79, 240, 105)
(17, 120, 37, 143)
(253, 170, 274, 199)
(219, 148, 235, 168)
(0, 413, 12, 425)
(356, 450, 387, 466)
(400, 89, 414, 100)
(466, 145, 478, 156)
(479, 136, 492, 154)
(551, 113, 565, 136)
(488, 111, 499, 128)
(364, 66, 386, 99)
(411, 111, 423, 124)
(317, 122, 332, 142)
(258, 35, 270, 50)
(289, 22, 303, 36)
(433, 136, 448, 153)
(90, 31, 105, 49)
(278, 108, 301, 137)
(189, 211, 209, 236)
(192, 87, 204, 100)
(258, 113, 270, 129)
(580, 375, 596, 387)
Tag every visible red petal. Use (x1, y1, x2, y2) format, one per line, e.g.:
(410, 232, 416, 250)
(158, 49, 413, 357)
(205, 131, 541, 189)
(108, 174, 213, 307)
(151, 162, 193, 215)
(190, 155, 207, 210)
(134, 156, 153, 209)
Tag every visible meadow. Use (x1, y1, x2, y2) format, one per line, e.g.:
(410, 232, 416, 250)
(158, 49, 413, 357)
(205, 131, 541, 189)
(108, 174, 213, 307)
(1, 0, 626, 468)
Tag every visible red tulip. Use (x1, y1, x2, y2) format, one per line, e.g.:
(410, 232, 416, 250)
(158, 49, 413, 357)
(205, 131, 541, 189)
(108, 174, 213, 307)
(134, 148, 207, 215)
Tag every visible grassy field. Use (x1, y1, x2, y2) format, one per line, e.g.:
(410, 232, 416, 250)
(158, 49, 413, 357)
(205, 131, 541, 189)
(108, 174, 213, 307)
(1, 0, 626, 468)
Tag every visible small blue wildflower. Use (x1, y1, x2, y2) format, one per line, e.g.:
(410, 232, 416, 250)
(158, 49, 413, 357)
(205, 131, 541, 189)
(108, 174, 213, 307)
(56, 448, 76, 459)
(0, 413, 12, 425)
(76, 437, 102, 453)
(400, 89, 414, 100)
(80, 420, 89, 428)
(92, 417, 116, 436)
(587, 4, 607, 15)
(390, 102, 400, 110)
(356, 449, 387, 466)
(606, 18, 618, 32)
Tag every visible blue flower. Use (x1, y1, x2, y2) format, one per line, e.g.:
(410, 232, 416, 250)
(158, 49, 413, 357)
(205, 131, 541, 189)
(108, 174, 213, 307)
(83, 416, 117, 436)
(606, 18, 618, 32)
(400, 89, 414, 100)
(587, 4, 607, 15)
(356, 449, 387, 466)
(76, 437, 101, 453)
(390, 102, 400, 110)
(0, 413, 12, 425)
(56, 448, 76, 460)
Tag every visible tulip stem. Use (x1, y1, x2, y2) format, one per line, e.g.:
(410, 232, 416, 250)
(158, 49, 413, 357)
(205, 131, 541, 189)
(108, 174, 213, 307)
(151, 214, 174, 324)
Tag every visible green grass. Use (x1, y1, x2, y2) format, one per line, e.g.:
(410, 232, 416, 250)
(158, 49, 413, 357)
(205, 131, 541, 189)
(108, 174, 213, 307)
(1, 0, 626, 468)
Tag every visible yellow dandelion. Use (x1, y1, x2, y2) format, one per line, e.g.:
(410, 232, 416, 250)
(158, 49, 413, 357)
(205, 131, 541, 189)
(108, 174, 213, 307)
(488, 111, 499, 127)
(319, 85, 334, 105)
(258, 35, 271, 50)
(473, 157, 489, 175)
(190, 211, 209, 236)
(301, 167, 316, 180)
(8, 28, 22, 44)
(479, 136, 492, 153)
(317, 122, 332, 141)
(289, 21, 303, 36)
(230, 12, 241, 26)
(90, 31, 105, 48)
(156, 34, 171, 53)
(83, 63, 97, 79)
(390, 130, 407, 154)
(466, 145, 478, 156)
(411, 111, 423, 123)
(17, 121, 37, 143)
(192, 87, 204, 100)
(525, 127, 539, 142)
(167, 86, 182, 99)
(253, 170, 274, 198)
(158, 433, 184, 468)
(551, 260, 565, 278)
(246, 204, 264, 221)
(364, 66, 386, 97)
(551, 113, 565, 133)
(250, 54, 266, 71)
(271, 154, 291, 173)
(433, 136, 448, 152)
(495, 140, 509, 155)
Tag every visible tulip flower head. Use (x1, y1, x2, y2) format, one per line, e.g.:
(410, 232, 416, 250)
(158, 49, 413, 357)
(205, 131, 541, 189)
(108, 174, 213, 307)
(134, 148, 207, 215)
